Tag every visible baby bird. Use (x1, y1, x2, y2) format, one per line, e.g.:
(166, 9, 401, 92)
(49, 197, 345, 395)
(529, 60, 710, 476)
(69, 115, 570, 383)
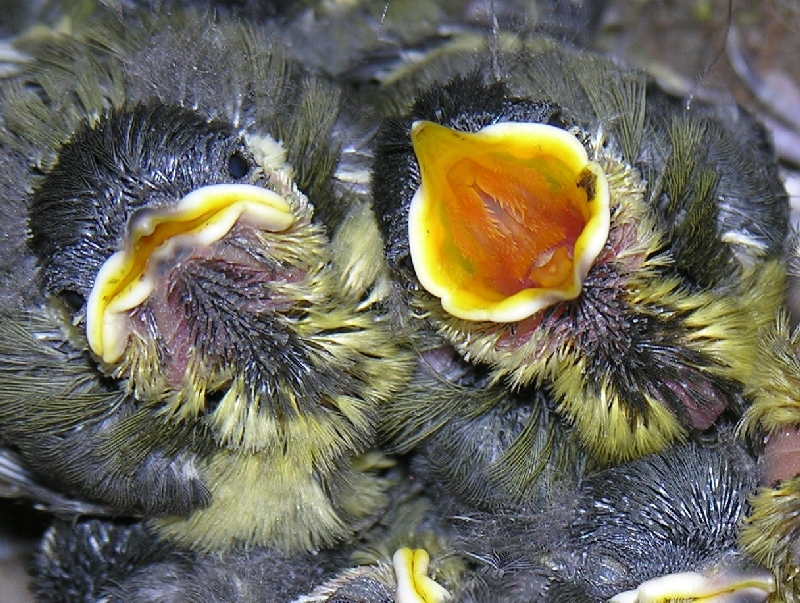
(370, 33, 789, 466)
(31, 518, 356, 603)
(448, 437, 774, 602)
(298, 480, 469, 603)
(274, 0, 609, 81)
(737, 306, 800, 603)
(0, 6, 412, 552)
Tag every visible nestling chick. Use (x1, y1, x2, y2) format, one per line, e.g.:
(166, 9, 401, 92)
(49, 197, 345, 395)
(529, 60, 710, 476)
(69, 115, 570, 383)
(297, 469, 469, 603)
(293, 435, 775, 603)
(448, 438, 774, 602)
(31, 518, 354, 603)
(370, 34, 789, 465)
(0, 7, 412, 552)
(738, 305, 800, 603)
(274, 0, 609, 81)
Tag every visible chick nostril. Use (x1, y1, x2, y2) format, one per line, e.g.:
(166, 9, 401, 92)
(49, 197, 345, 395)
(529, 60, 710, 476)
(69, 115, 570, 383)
(60, 290, 86, 313)
(227, 151, 250, 179)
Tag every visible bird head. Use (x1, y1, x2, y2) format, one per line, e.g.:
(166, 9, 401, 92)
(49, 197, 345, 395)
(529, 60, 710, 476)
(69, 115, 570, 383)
(26, 103, 344, 454)
(371, 42, 787, 465)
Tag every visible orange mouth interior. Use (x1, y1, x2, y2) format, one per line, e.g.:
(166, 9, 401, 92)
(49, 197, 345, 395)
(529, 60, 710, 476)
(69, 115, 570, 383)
(409, 120, 610, 322)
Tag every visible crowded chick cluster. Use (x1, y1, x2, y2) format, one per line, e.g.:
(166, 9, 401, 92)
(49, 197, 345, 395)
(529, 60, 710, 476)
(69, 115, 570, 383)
(0, 0, 797, 601)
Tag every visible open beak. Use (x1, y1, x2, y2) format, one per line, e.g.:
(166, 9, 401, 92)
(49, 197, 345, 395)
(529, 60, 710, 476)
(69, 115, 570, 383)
(393, 547, 451, 603)
(408, 120, 610, 322)
(86, 183, 295, 364)
(609, 565, 776, 603)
